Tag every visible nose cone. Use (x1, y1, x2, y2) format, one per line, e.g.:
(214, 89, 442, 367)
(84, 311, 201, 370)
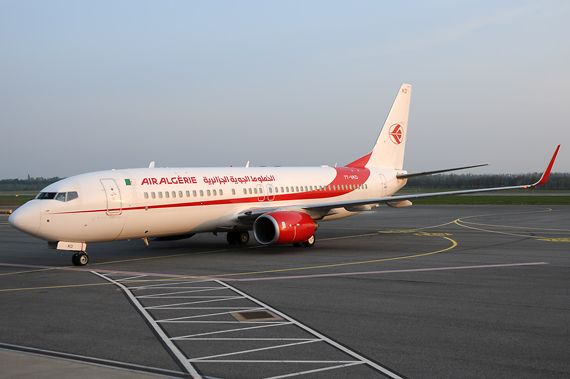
(9, 202, 41, 236)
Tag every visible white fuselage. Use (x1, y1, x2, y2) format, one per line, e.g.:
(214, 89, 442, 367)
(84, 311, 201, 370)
(10, 165, 407, 244)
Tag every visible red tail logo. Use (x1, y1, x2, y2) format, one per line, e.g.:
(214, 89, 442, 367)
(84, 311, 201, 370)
(389, 124, 403, 145)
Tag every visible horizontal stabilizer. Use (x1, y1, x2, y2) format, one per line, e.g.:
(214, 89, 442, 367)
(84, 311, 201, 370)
(397, 164, 489, 179)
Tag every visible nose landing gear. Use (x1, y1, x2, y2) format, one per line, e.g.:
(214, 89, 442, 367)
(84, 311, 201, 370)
(71, 252, 89, 266)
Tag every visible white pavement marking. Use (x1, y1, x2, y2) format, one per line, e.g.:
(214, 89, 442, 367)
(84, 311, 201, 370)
(144, 297, 245, 309)
(189, 339, 320, 361)
(136, 288, 227, 298)
(263, 362, 366, 379)
(92, 271, 203, 379)
(216, 279, 407, 379)
(171, 323, 293, 340)
(156, 308, 265, 322)
(95, 271, 406, 379)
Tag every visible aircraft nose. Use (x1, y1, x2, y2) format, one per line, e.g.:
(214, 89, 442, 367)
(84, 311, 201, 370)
(9, 202, 41, 236)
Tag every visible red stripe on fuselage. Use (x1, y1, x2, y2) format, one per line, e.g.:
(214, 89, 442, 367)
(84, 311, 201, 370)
(51, 167, 371, 216)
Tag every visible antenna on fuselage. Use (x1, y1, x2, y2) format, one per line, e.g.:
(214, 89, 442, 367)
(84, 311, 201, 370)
(149, 161, 155, 168)
(245, 161, 250, 168)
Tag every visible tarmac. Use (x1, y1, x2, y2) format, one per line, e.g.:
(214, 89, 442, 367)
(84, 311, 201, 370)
(1, 205, 569, 379)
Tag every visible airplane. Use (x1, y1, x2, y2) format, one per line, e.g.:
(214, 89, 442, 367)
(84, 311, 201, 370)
(9, 84, 560, 266)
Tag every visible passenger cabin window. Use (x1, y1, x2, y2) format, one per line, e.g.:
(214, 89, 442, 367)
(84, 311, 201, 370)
(144, 192, 149, 199)
(158, 192, 163, 198)
(232, 189, 235, 195)
(179, 191, 183, 198)
(186, 190, 190, 197)
(151, 192, 156, 199)
(213, 189, 217, 196)
(165, 191, 170, 198)
(200, 190, 204, 196)
(220, 189, 224, 196)
(193, 190, 197, 197)
(243, 188, 247, 195)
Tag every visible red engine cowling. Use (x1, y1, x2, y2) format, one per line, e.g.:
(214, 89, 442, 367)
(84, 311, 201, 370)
(253, 211, 317, 245)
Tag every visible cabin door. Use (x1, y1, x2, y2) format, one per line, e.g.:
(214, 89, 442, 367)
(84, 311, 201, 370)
(100, 178, 122, 215)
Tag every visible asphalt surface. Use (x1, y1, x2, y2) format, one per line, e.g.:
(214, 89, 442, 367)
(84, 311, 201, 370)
(1, 205, 569, 379)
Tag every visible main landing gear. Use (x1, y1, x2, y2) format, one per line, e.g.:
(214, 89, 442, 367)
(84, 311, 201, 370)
(293, 235, 316, 248)
(71, 251, 89, 266)
(227, 231, 250, 245)
(302, 235, 316, 247)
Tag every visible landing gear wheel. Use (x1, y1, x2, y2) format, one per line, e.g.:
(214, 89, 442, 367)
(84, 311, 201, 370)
(72, 252, 89, 266)
(303, 235, 316, 247)
(227, 232, 239, 245)
(227, 232, 250, 245)
(237, 232, 249, 245)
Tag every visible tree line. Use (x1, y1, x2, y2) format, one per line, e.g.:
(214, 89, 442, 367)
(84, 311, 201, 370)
(0, 177, 63, 191)
(406, 173, 570, 191)
(1, 172, 568, 192)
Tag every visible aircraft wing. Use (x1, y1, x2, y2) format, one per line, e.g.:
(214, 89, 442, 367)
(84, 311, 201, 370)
(235, 145, 560, 222)
(306, 145, 561, 213)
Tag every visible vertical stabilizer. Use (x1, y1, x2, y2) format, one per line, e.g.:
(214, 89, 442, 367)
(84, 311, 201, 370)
(365, 84, 411, 169)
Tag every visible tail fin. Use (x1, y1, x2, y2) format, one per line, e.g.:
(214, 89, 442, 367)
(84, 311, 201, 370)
(346, 84, 412, 170)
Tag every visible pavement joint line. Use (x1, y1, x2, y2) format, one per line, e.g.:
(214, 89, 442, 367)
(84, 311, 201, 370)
(0, 343, 192, 379)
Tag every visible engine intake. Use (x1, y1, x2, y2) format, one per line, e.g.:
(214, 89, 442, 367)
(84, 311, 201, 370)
(253, 211, 317, 245)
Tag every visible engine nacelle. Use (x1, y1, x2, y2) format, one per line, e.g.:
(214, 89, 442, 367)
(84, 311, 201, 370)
(253, 211, 317, 245)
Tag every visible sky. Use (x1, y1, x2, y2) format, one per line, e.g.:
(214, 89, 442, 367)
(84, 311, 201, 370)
(1, 0, 569, 179)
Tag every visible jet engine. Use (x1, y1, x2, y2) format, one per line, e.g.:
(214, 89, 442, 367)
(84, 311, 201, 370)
(253, 211, 318, 245)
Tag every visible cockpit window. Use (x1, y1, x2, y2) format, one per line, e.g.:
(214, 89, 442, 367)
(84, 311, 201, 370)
(36, 191, 79, 201)
(37, 192, 56, 199)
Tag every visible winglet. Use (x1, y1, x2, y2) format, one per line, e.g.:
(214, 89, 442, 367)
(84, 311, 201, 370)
(530, 145, 560, 188)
